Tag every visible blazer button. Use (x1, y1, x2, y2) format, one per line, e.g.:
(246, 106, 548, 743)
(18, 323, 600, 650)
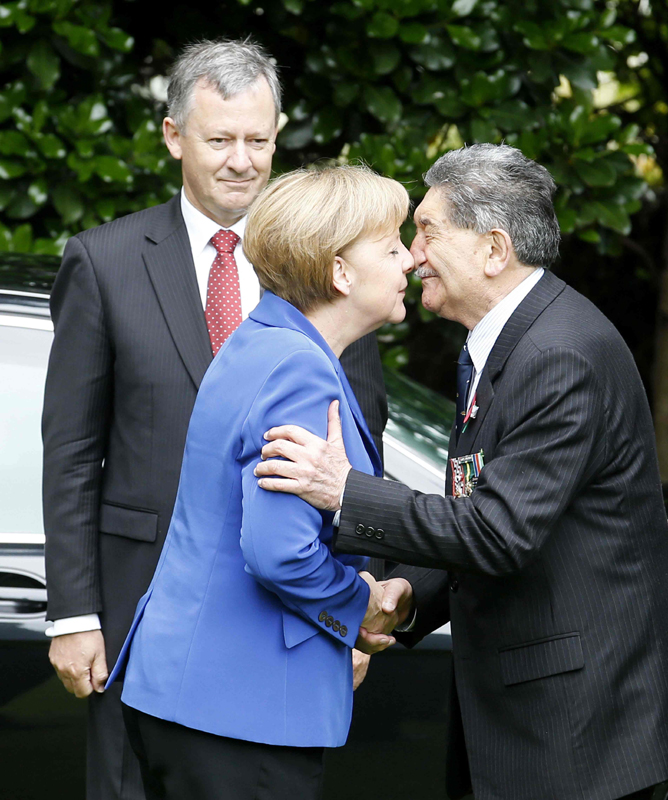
(318, 611, 327, 622)
(355, 524, 365, 535)
(365, 526, 375, 538)
(332, 620, 341, 632)
(450, 578, 459, 593)
(325, 615, 334, 627)
(375, 528, 385, 540)
(339, 626, 348, 637)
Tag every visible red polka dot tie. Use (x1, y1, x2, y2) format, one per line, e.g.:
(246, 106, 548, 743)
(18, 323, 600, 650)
(206, 229, 242, 355)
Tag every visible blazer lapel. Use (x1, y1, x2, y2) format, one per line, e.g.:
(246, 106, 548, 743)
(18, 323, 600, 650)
(143, 195, 213, 389)
(455, 369, 494, 457)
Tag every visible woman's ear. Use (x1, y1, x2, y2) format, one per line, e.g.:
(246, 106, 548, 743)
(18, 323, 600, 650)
(484, 228, 513, 278)
(332, 255, 352, 297)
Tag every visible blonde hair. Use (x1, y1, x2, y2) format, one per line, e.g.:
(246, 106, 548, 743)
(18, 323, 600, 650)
(243, 164, 410, 312)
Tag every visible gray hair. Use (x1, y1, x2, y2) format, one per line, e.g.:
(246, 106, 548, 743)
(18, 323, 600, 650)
(167, 38, 281, 130)
(424, 144, 561, 268)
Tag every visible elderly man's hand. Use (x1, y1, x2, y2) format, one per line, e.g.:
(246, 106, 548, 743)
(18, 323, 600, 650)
(255, 400, 351, 511)
(355, 571, 397, 654)
(49, 630, 108, 698)
(356, 578, 415, 651)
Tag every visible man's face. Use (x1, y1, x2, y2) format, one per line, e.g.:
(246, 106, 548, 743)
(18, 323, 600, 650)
(163, 78, 277, 227)
(410, 187, 488, 326)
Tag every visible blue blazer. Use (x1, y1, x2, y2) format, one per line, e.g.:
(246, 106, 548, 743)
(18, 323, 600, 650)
(107, 292, 382, 748)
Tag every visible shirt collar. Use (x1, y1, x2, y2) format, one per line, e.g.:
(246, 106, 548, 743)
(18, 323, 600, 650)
(180, 189, 246, 258)
(467, 268, 545, 376)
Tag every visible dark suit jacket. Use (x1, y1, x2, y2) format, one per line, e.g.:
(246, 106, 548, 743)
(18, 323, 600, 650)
(42, 194, 387, 665)
(335, 270, 668, 800)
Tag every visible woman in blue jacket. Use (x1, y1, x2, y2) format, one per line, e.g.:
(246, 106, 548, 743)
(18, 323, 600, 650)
(107, 165, 413, 800)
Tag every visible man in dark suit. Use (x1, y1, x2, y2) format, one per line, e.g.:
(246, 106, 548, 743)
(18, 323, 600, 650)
(255, 144, 668, 800)
(42, 39, 387, 800)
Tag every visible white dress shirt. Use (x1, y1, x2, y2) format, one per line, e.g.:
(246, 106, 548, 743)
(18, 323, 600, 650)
(464, 268, 544, 410)
(47, 191, 261, 638)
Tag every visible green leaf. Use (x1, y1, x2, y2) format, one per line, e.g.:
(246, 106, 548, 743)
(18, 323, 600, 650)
(27, 40, 61, 90)
(399, 22, 428, 44)
(313, 107, 343, 143)
(6, 193, 39, 219)
(579, 114, 621, 146)
(573, 159, 616, 187)
(485, 100, 537, 131)
(282, 0, 303, 12)
(451, 0, 479, 16)
(563, 32, 599, 54)
(278, 119, 313, 150)
(622, 143, 653, 157)
(556, 206, 577, 234)
(101, 26, 134, 52)
(367, 11, 398, 39)
(370, 41, 401, 75)
(364, 85, 403, 124)
(471, 117, 497, 142)
(577, 229, 601, 243)
(410, 37, 455, 70)
(35, 133, 66, 159)
(599, 7, 616, 28)
(94, 155, 132, 184)
(333, 82, 359, 106)
(514, 21, 551, 50)
(28, 178, 48, 206)
(0, 130, 30, 156)
(0, 160, 26, 179)
(592, 201, 631, 235)
(447, 24, 482, 50)
(52, 184, 84, 224)
(0, 182, 14, 211)
(12, 224, 33, 252)
(601, 25, 636, 48)
(53, 21, 100, 57)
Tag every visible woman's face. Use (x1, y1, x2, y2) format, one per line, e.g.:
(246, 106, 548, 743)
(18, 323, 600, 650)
(341, 227, 414, 329)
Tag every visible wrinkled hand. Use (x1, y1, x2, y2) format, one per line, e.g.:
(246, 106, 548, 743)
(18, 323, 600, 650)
(49, 630, 108, 698)
(356, 578, 414, 652)
(255, 400, 351, 511)
(352, 649, 371, 690)
(355, 572, 397, 654)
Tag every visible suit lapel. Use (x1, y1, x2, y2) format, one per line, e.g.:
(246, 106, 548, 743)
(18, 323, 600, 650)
(455, 369, 494, 456)
(143, 195, 213, 389)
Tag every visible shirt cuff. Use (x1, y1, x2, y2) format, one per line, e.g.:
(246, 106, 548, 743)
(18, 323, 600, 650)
(394, 608, 417, 632)
(45, 613, 102, 638)
(332, 486, 346, 528)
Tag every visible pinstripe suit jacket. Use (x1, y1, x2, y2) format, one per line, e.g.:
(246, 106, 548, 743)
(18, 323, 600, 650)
(42, 194, 387, 665)
(335, 270, 668, 800)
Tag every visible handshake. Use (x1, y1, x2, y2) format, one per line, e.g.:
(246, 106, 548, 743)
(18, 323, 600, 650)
(355, 573, 414, 655)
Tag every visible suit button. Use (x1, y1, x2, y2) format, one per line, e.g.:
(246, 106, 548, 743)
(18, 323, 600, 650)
(339, 625, 348, 637)
(450, 578, 459, 593)
(355, 524, 365, 535)
(332, 620, 341, 632)
(325, 615, 334, 627)
(375, 528, 385, 540)
(365, 527, 375, 538)
(318, 611, 327, 622)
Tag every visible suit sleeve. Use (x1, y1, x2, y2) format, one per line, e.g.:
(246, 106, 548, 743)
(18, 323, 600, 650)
(42, 236, 112, 621)
(239, 348, 370, 648)
(335, 348, 607, 576)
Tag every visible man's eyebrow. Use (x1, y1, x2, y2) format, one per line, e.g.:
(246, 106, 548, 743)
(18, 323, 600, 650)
(415, 215, 436, 228)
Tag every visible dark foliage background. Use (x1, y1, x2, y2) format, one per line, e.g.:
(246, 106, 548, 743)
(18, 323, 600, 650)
(1, 0, 667, 470)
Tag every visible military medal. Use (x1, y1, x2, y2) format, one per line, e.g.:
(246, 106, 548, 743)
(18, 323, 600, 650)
(451, 449, 485, 498)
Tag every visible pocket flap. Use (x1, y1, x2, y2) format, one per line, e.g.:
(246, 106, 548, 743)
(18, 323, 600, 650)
(499, 633, 584, 686)
(282, 609, 320, 649)
(99, 503, 158, 543)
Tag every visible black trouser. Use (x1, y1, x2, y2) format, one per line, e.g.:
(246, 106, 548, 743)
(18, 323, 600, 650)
(122, 704, 325, 800)
(88, 681, 146, 800)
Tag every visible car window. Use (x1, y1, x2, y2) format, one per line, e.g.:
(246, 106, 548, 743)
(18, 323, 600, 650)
(0, 323, 52, 535)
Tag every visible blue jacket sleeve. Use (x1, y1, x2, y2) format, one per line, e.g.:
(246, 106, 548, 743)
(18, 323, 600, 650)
(238, 346, 370, 648)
